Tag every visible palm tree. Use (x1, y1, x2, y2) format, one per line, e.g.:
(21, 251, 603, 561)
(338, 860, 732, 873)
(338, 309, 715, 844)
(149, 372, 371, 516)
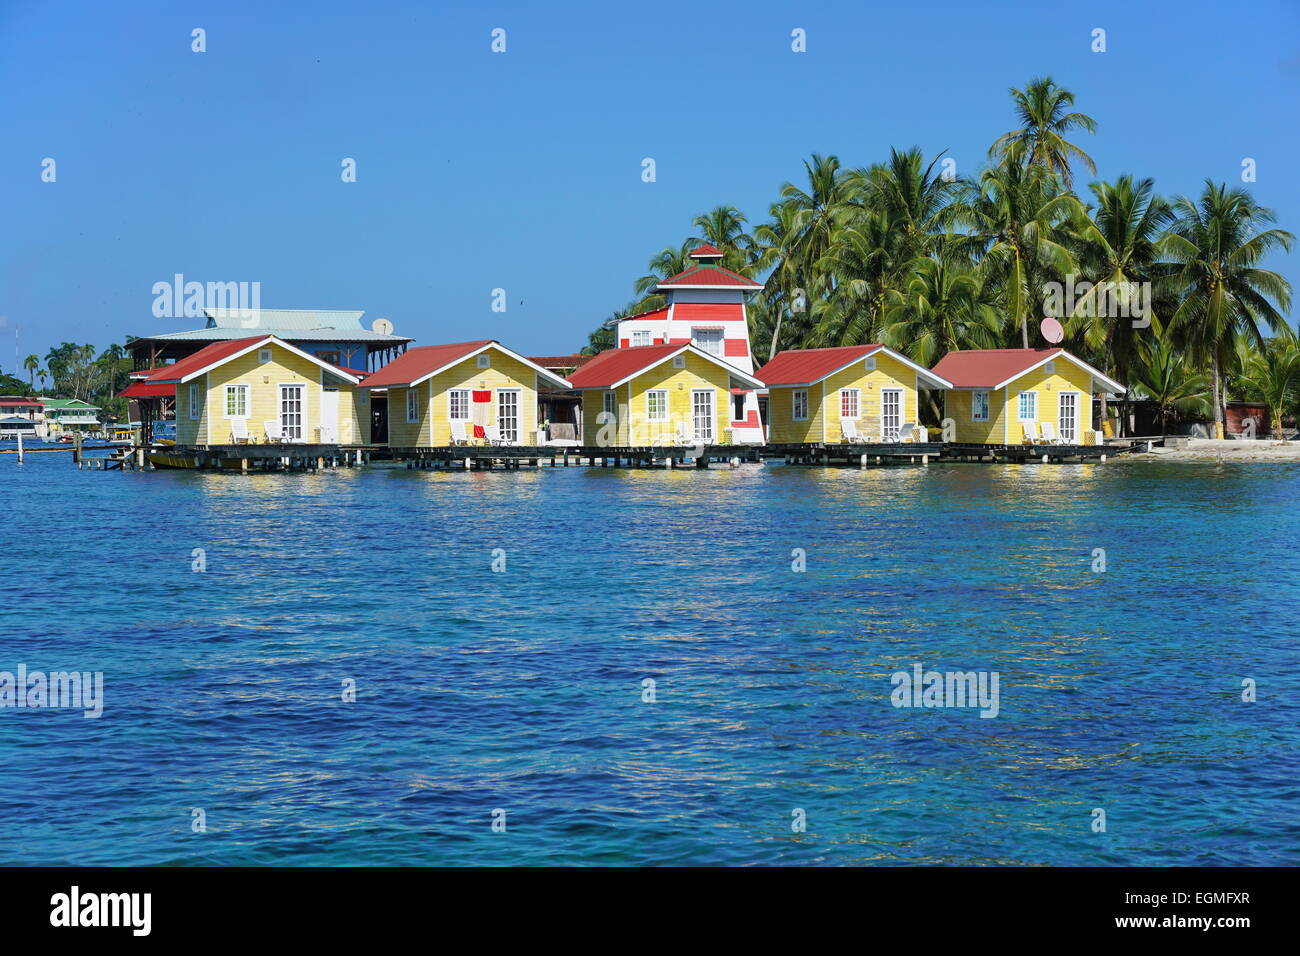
(1238, 332, 1300, 440)
(954, 159, 1086, 347)
(1129, 337, 1212, 434)
(1164, 180, 1294, 436)
(752, 201, 810, 360)
(776, 153, 859, 305)
(989, 76, 1097, 188)
(689, 205, 756, 275)
(852, 147, 961, 263)
(23, 354, 39, 388)
(879, 254, 1004, 367)
(632, 241, 696, 308)
(1064, 175, 1175, 427)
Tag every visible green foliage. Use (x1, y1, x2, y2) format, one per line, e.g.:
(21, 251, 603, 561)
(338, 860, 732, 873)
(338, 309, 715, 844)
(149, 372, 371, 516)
(563, 78, 1294, 438)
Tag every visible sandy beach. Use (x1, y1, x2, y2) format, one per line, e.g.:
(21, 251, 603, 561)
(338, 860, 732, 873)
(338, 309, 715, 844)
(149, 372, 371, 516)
(1135, 438, 1300, 462)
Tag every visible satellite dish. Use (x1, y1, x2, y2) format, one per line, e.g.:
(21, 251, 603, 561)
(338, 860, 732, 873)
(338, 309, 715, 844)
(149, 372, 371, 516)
(372, 318, 394, 335)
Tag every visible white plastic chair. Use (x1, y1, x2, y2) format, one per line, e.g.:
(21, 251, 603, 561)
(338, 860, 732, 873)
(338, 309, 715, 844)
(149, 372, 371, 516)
(1040, 421, 1065, 444)
(897, 422, 916, 444)
(450, 420, 470, 445)
(841, 419, 867, 444)
(483, 424, 504, 445)
(230, 419, 249, 444)
(675, 422, 697, 446)
(264, 420, 284, 443)
(1022, 420, 1040, 444)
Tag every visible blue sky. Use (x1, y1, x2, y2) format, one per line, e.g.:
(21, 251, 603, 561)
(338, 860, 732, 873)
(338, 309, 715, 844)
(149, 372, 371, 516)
(3, 0, 1298, 370)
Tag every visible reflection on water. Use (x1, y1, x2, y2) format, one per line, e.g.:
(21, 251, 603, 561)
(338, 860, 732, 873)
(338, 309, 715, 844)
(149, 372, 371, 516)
(0, 454, 1297, 865)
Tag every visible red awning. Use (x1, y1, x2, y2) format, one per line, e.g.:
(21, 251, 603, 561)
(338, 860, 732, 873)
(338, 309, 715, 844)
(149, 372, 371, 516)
(118, 382, 176, 398)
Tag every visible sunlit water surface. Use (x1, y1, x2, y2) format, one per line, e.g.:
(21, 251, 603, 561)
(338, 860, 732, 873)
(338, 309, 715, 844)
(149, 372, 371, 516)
(1, 450, 1297, 865)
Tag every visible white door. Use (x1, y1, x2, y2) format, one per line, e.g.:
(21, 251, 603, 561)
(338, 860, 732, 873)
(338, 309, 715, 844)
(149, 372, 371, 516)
(280, 384, 305, 441)
(882, 388, 903, 441)
(498, 389, 520, 444)
(320, 388, 339, 443)
(692, 389, 714, 443)
(1059, 392, 1078, 443)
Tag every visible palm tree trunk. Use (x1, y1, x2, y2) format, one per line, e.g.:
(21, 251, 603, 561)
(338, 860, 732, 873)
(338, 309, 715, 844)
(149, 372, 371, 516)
(768, 310, 783, 363)
(1020, 315, 1028, 349)
(1212, 353, 1224, 439)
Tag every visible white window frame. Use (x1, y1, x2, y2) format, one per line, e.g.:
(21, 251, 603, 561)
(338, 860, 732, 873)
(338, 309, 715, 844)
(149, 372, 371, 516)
(881, 388, 903, 441)
(603, 390, 617, 420)
(477, 353, 490, 368)
(691, 327, 724, 357)
(1018, 391, 1037, 421)
(691, 388, 715, 443)
(793, 389, 808, 421)
(646, 389, 668, 422)
(406, 387, 419, 423)
(224, 384, 249, 419)
(448, 389, 470, 421)
(258, 348, 272, 363)
(1059, 391, 1079, 443)
(864, 356, 876, 371)
(839, 388, 860, 420)
(631, 330, 651, 347)
(497, 388, 521, 444)
(971, 390, 990, 422)
(188, 382, 201, 420)
(672, 355, 686, 369)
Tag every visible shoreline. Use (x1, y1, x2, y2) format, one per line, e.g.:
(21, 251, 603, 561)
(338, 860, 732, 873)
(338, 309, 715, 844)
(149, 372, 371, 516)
(1132, 438, 1300, 462)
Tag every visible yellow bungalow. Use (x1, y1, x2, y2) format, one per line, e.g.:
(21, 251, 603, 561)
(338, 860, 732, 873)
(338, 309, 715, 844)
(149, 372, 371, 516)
(360, 340, 572, 446)
(568, 343, 766, 446)
(757, 344, 953, 443)
(142, 334, 366, 445)
(930, 348, 1125, 445)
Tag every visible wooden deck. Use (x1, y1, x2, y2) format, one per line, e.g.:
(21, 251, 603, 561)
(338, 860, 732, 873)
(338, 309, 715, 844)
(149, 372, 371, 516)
(67, 438, 1135, 472)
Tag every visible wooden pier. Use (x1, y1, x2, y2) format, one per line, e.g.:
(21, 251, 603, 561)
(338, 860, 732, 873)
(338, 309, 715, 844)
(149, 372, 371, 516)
(53, 438, 1133, 474)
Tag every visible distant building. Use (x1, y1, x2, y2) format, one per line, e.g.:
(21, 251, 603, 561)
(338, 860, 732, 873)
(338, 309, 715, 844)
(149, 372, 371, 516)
(39, 398, 102, 437)
(128, 308, 412, 374)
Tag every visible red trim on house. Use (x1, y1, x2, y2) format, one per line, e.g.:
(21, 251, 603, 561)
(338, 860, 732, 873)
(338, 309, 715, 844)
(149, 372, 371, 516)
(723, 338, 749, 357)
(619, 338, 630, 348)
(671, 302, 746, 322)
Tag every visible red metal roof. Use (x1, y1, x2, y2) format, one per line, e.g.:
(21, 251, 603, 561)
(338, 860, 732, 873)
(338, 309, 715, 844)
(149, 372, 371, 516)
(361, 341, 493, 388)
(527, 355, 592, 369)
(756, 345, 883, 386)
(566, 344, 684, 389)
(931, 348, 1064, 388)
(689, 244, 724, 258)
(616, 307, 670, 324)
(656, 265, 762, 290)
(0, 397, 43, 407)
(118, 381, 176, 398)
(142, 336, 267, 382)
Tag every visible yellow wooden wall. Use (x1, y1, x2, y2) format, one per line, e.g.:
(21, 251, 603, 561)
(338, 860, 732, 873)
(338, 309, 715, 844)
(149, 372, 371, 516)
(767, 351, 921, 443)
(175, 344, 362, 445)
(767, 384, 825, 443)
(1001, 361, 1095, 443)
(580, 352, 737, 446)
(382, 349, 541, 447)
(943, 361, 1095, 444)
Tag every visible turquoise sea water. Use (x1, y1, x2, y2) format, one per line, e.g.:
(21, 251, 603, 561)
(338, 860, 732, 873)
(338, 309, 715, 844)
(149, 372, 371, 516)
(1, 448, 1297, 866)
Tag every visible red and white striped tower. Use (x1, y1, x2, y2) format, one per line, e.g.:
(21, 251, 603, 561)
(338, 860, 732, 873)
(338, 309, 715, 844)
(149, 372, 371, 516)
(614, 245, 766, 435)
